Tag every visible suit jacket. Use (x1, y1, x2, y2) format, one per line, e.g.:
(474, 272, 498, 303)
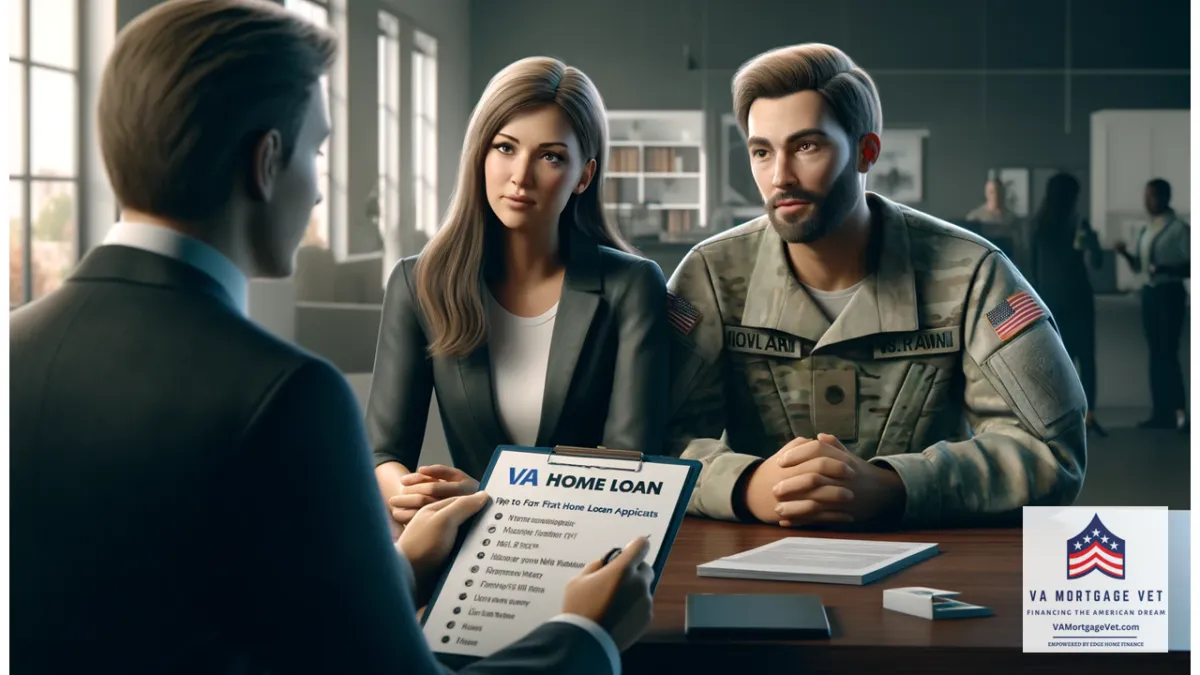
(367, 231, 670, 478)
(10, 244, 612, 675)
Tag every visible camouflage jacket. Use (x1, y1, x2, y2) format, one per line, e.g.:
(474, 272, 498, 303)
(666, 193, 1088, 528)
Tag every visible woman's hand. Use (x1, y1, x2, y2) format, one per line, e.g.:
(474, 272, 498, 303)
(397, 492, 491, 604)
(388, 465, 480, 526)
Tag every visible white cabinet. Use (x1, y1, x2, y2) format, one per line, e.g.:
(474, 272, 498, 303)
(1090, 109, 1190, 290)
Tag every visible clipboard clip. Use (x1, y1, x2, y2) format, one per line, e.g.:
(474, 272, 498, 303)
(547, 445, 644, 473)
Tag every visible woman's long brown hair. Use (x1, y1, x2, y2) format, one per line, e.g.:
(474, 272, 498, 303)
(414, 56, 636, 358)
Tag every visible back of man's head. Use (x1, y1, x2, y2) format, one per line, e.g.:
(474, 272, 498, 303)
(1147, 178, 1172, 208)
(97, 0, 337, 224)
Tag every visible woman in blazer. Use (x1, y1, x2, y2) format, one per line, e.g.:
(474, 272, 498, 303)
(366, 56, 670, 530)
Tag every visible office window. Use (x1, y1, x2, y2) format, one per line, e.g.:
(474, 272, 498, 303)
(9, 0, 80, 305)
(412, 30, 438, 236)
(378, 11, 401, 239)
(285, 0, 335, 249)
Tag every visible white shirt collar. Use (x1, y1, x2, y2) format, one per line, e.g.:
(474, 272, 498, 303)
(102, 221, 249, 315)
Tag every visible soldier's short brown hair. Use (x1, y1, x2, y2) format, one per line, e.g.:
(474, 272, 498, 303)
(97, 0, 337, 221)
(732, 43, 882, 144)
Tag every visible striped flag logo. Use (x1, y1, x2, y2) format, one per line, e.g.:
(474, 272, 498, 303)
(667, 291, 702, 335)
(986, 291, 1045, 341)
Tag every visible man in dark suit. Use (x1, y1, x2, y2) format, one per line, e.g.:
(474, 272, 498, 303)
(10, 1, 652, 673)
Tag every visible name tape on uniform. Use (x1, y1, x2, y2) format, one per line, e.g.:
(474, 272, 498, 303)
(873, 327, 960, 359)
(723, 325, 808, 358)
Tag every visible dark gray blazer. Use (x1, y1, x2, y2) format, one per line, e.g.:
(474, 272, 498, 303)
(10, 245, 613, 675)
(367, 231, 670, 478)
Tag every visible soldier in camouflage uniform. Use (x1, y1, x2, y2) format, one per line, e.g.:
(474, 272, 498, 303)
(666, 43, 1087, 530)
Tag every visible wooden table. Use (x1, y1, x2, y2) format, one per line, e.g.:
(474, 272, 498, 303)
(622, 517, 1188, 674)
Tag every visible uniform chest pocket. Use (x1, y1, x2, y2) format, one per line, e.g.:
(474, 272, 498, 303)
(728, 353, 784, 410)
(727, 352, 807, 445)
(876, 362, 939, 455)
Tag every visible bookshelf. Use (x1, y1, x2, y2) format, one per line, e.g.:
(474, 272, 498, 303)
(603, 111, 708, 243)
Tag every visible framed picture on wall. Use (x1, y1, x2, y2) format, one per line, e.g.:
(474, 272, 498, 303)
(996, 168, 1030, 216)
(866, 129, 928, 204)
(1030, 168, 1058, 216)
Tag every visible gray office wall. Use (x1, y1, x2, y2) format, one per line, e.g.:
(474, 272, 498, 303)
(468, 0, 1189, 221)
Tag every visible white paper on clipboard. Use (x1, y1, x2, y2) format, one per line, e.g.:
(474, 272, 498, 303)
(420, 445, 695, 658)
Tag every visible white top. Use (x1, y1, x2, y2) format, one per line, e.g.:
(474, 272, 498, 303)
(485, 287, 558, 447)
(1135, 212, 1192, 286)
(1138, 216, 1165, 283)
(102, 220, 248, 316)
(803, 277, 866, 321)
(483, 290, 621, 672)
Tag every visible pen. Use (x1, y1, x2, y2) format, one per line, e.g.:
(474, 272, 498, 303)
(601, 547, 622, 566)
(601, 535, 651, 567)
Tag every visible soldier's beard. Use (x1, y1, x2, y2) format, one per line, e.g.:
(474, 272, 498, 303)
(767, 160, 860, 244)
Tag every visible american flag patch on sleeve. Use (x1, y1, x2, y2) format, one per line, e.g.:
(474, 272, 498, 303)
(667, 291, 703, 335)
(986, 291, 1045, 341)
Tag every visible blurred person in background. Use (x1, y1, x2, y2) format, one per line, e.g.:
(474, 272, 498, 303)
(966, 177, 1019, 226)
(1114, 178, 1190, 432)
(1029, 172, 1106, 436)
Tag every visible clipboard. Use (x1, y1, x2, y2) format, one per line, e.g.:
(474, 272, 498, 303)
(419, 444, 700, 667)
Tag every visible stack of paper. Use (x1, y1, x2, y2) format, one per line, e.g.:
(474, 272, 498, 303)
(697, 537, 939, 585)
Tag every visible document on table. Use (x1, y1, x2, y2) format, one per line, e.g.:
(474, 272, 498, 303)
(420, 445, 700, 661)
(697, 536, 939, 585)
